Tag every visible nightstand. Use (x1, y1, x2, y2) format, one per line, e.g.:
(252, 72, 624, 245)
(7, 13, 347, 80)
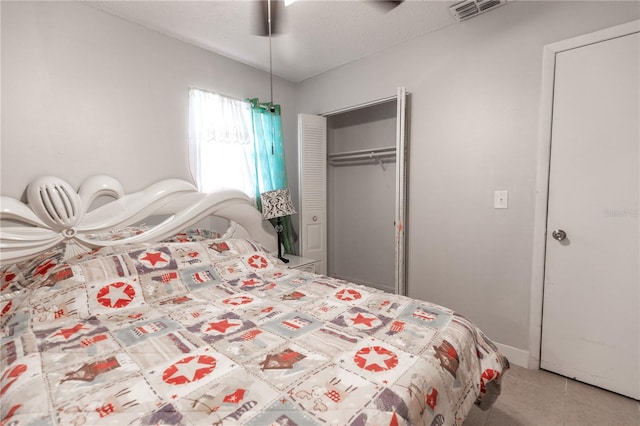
(283, 255, 318, 273)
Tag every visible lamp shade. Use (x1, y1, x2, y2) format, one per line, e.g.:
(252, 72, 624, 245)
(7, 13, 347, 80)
(260, 188, 296, 219)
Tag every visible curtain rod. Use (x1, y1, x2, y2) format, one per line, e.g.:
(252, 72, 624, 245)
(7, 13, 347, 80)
(189, 86, 246, 104)
(190, 88, 280, 112)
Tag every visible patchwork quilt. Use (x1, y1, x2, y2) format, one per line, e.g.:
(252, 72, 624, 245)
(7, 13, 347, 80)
(1, 236, 509, 426)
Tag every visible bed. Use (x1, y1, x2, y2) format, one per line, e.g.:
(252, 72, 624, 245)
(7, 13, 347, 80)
(1, 175, 509, 426)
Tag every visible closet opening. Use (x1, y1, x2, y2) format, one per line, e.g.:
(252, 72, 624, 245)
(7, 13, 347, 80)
(326, 100, 398, 293)
(298, 88, 408, 294)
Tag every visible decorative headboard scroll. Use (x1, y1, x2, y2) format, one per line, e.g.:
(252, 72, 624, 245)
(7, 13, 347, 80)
(0, 175, 277, 265)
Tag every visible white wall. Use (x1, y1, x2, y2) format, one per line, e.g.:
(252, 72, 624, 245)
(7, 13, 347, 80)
(0, 1, 298, 203)
(296, 1, 640, 363)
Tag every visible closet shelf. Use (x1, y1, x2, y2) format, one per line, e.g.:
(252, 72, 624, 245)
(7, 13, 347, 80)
(328, 146, 396, 166)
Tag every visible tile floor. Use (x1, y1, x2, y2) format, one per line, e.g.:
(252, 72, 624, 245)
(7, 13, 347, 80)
(463, 364, 640, 426)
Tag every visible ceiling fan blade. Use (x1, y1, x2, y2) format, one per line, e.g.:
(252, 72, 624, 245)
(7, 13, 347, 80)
(372, 0, 405, 12)
(254, 0, 282, 36)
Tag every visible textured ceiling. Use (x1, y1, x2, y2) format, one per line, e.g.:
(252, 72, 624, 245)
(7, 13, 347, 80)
(87, 0, 460, 83)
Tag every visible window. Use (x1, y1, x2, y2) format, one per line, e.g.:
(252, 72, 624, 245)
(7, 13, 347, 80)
(188, 88, 296, 254)
(188, 88, 257, 200)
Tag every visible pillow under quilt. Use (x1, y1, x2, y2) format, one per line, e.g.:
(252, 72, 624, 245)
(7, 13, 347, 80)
(0, 227, 223, 295)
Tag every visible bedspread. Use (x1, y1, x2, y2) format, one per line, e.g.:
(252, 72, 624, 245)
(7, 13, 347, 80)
(1, 237, 508, 426)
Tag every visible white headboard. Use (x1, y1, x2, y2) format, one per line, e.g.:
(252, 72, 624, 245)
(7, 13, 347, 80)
(0, 175, 277, 265)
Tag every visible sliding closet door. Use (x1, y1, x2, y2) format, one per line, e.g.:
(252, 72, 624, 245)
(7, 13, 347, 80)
(298, 113, 327, 274)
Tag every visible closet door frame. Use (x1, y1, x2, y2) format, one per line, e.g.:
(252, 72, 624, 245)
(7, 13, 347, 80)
(322, 87, 408, 295)
(395, 87, 407, 296)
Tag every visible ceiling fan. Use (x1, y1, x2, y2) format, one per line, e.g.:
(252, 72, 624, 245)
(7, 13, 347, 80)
(253, 0, 405, 152)
(253, 0, 405, 36)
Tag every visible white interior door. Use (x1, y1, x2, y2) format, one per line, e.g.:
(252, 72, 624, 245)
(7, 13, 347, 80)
(298, 113, 327, 274)
(541, 31, 639, 399)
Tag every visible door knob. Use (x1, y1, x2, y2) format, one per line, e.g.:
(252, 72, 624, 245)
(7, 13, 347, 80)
(551, 229, 567, 241)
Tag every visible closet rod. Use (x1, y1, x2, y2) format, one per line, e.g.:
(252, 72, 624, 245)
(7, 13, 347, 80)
(328, 147, 396, 166)
(329, 157, 395, 167)
(327, 146, 396, 160)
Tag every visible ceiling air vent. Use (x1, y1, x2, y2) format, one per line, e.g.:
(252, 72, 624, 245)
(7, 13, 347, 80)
(450, 0, 506, 22)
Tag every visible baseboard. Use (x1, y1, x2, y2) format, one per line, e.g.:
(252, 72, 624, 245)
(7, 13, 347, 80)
(495, 342, 529, 368)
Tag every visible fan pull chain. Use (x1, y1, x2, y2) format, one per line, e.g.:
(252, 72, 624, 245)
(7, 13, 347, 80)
(268, 0, 275, 155)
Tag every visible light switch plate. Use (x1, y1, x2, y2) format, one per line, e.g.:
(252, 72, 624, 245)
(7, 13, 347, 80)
(494, 190, 508, 209)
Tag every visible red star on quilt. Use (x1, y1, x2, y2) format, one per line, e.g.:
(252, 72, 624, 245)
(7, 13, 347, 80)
(426, 387, 438, 410)
(162, 355, 217, 385)
(335, 288, 362, 301)
(247, 255, 268, 269)
(353, 346, 399, 372)
(2, 271, 16, 283)
(389, 412, 400, 426)
(52, 323, 88, 339)
(96, 282, 135, 308)
(205, 319, 241, 334)
(223, 295, 253, 306)
(140, 251, 168, 267)
(350, 313, 378, 328)
(242, 278, 261, 287)
(223, 388, 246, 404)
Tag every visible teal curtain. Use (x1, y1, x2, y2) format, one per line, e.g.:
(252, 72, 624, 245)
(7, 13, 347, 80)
(247, 98, 297, 255)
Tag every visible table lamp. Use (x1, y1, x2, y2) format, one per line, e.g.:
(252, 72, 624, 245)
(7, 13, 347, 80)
(260, 188, 296, 263)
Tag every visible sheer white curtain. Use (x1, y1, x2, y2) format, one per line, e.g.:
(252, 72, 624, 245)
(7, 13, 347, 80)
(188, 88, 256, 200)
